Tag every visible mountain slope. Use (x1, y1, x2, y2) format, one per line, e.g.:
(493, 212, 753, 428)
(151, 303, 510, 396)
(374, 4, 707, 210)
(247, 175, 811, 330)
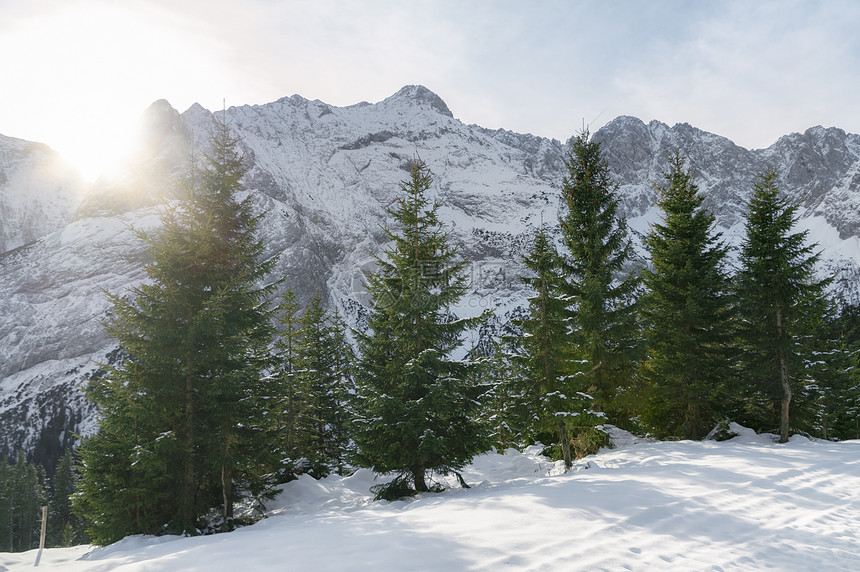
(2, 86, 860, 473)
(0, 134, 88, 254)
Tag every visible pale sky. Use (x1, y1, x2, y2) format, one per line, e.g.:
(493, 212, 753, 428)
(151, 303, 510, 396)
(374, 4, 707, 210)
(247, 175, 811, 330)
(1, 0, 858, 180)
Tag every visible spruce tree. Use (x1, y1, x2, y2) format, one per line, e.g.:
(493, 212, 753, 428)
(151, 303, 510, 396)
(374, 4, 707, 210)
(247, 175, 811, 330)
(48, 450, 85, 547)
(823, 304, 860, 439)
(294, 294, 354, 477)
(273, 287, 310, 478)
(0, 457, 8, 551)
(557, 130, 641, 421)
(352, 160, 487, 498)
(480, 335, 532, 451)
(327, 308, 356, 475)
(640, 154, 735, 439)
(736, 170, 830, 443)
(513, 226, 595, 468)
(76, 114, 278, 543)
(802, 301, 855, 439)
(0, 454, 48, 552)
(296, 293, 332, 477)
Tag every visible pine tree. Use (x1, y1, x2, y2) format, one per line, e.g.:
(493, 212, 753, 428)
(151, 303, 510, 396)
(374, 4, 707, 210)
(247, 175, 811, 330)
(480, 335, 532, 451)
(821, 303, 860, 439)
(802, 301, 855, 439)
(294, 293, 354, 477)
(512, 226, 595, 468)
(327, 308, 356, 475)
(557, 130, 641, 421)
(48, 450, 85, 546)
(736, 170, 831, 443)
(0, 454, 48, 552)
(0, 457, 9, 552)
(296, 293, 332, 477)
(76, 114, 278, 543)
(352, 160, 487, 498)
(640, 154, 735, 439)
(273, 287, 310, 478)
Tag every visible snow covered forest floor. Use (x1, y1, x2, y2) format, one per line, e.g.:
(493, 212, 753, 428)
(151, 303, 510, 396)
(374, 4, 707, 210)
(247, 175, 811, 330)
(3, 424, 859, 571)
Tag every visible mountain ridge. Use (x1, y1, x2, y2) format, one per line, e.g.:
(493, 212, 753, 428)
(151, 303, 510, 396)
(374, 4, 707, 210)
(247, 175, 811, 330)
(1, 85, 859, 475)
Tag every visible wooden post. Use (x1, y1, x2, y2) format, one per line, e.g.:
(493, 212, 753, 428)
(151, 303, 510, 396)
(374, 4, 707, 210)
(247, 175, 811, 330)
(40, 505, 47, 549)
(35, 505, 47, 567)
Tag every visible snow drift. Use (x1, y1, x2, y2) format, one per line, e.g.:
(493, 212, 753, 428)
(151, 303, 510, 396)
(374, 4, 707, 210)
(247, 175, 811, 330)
(3, 426, 858, 571)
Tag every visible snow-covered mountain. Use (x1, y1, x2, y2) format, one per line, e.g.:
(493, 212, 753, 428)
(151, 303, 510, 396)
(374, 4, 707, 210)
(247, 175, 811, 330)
(0, 134, 88, 254)
(2, 85, 860, 474)
(596, 116, 860, 299)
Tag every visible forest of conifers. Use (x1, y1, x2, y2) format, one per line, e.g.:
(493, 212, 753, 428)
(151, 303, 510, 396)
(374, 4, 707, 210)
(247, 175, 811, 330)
(2, 119, 857, 550)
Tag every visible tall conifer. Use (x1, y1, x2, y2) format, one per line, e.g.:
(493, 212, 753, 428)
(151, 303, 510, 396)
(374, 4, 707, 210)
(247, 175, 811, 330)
(736, 170, 830, 443)
(0, 454, 47, 552)
(641, 154, 734, 439)
(48, 450, 85, 547)
(327, 308, 356, 475)
(273, 287, 308, 476)
(352, 160, 487, 497)
(557, 131, 640, 420)
(294, 294, 354, 477)
(513, 227, 593, 468)
(76, 114, 277, 543)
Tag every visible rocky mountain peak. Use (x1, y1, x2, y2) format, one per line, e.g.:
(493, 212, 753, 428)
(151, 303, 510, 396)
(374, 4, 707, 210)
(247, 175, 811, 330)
(141, 99, 182, 134)
(76, 100, 191, 218)
(387, 85, 453, 117)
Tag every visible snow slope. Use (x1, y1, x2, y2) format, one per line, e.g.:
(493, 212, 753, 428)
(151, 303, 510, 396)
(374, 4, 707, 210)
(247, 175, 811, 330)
(3, 427, 858, 571)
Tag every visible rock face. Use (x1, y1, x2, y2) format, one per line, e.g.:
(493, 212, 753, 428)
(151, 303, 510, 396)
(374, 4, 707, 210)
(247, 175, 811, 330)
(2, 85, 860, 475)
(0, 134, 88, 254)
(593, 116, 860, 305)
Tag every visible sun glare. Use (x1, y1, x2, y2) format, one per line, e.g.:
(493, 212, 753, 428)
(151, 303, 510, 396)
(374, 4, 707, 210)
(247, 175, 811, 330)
(52, 125, 136, 183)
(0, 2, 223, 182)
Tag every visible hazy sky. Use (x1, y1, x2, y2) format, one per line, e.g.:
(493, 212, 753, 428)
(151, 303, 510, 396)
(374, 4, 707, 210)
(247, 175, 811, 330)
(1, 0, 858, 179)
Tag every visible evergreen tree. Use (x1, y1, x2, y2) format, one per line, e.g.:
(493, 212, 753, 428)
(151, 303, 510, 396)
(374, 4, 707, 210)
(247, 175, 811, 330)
(76, 114, 278, 544)
(0, 457, 7, 551)
(0, 454, 48, 552)
(793, 299, 855, 439)
(736, 170, 831, 443)
(480, 335, 531, 451)
(513, 226, 595, 468)
(273, 287, 310, 478)
(48, 450, 86, 547)
(557, 130, 641, 422)
(327, 308, 357, 475)
(352, 160, 487, 498)
(296, 293, 333, 477)
(640, 154, 735, 439)
(294, 294, 354, 477)
(825, 303, 860, 439)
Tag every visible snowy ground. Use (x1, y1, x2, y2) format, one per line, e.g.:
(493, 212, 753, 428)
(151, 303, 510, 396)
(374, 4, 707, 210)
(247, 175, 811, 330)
(3, 425, 859, 571)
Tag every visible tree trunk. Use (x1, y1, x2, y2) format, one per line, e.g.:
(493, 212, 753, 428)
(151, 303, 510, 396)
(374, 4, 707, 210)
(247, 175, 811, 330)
(412, 464, 428, 492)
(558, 419, 572, 470)
(776, 309, 791, 444)
(685, 402, 701, 440)
(779, 366, 791, 443)
(183, 350, 196, 533)
(221, 464, 233, 532)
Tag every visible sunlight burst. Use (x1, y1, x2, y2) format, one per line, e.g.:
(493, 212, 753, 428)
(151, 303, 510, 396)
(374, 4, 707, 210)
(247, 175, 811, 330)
(0, 2, 222, 180)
